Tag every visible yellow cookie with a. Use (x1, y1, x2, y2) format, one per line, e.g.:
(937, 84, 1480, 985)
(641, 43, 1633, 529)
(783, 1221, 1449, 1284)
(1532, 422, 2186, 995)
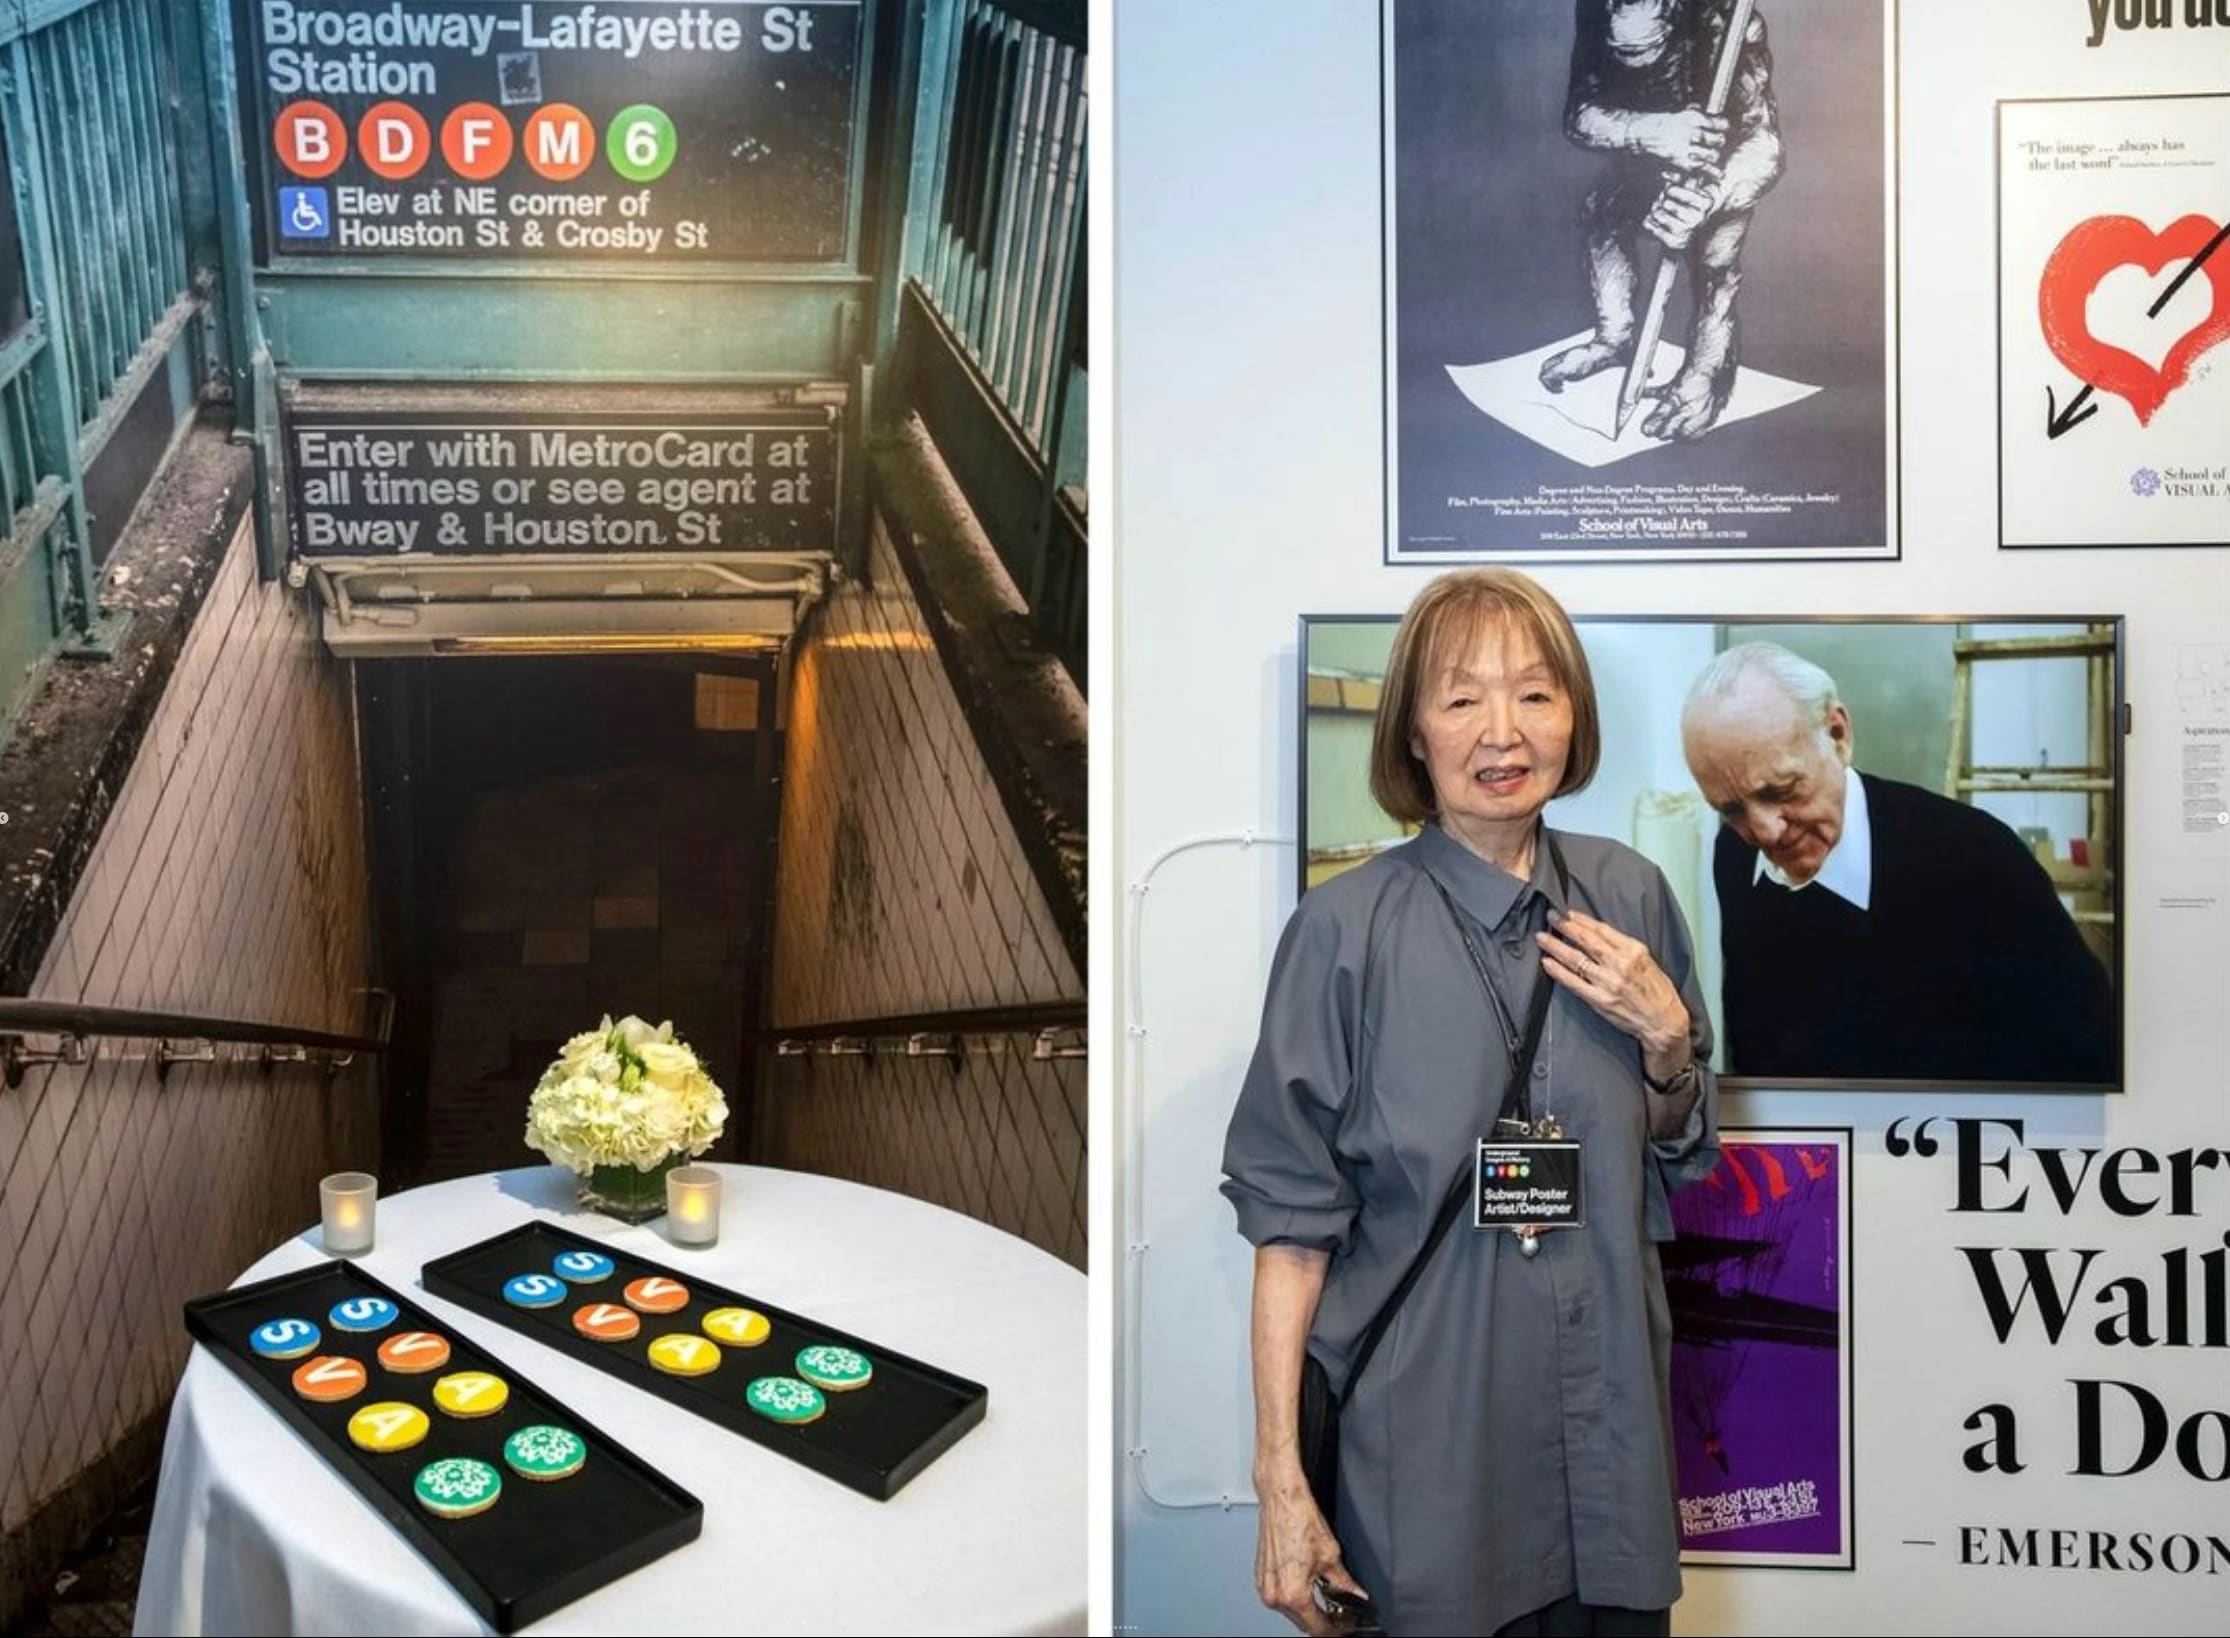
(347, 1401, 431, 1454)
(432, 1371, 510, 1419)
(701, 1307, 771, 1348)
(647, 1333, 721, 1377)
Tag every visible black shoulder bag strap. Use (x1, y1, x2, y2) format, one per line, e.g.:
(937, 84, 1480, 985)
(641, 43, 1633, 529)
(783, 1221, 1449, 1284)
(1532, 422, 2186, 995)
(1336, 831, 1569, 1411)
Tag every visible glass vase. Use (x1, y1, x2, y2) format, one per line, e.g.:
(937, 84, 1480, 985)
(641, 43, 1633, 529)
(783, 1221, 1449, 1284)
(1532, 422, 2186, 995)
(579, 1156, 681, 1224)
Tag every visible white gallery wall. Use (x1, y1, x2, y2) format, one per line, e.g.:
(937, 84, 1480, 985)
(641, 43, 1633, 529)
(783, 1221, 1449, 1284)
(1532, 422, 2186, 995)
(1113, 2, 2230, 1633)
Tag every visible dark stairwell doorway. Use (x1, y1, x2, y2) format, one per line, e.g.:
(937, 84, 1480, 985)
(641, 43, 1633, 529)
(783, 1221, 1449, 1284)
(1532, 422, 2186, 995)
(358, 652, 778, 1188)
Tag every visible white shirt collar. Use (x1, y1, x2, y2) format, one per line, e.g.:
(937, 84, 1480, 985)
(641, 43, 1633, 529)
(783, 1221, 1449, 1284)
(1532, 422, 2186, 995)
(1753, 765, 1872, 910)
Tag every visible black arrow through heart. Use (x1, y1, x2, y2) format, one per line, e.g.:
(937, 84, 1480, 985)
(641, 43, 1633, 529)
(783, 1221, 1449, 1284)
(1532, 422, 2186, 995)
(2046, 382, 2099, 440)
(2147, 218, 2230, 319)
(2041, 222, 2227, 442)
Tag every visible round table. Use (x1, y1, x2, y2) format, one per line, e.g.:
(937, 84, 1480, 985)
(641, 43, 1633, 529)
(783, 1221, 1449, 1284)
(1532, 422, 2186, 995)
(133, 1165, 1084, 1636)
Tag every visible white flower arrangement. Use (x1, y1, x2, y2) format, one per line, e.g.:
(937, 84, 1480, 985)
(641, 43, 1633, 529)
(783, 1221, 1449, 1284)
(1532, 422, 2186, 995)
(524, 1015, 728, 1174)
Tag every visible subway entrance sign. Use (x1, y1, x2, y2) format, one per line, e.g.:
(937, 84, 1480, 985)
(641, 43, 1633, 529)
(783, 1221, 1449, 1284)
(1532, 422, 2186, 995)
(288, 384, 839, 657)
(244, 1, 865, 263)
(286, 389, 839, 557)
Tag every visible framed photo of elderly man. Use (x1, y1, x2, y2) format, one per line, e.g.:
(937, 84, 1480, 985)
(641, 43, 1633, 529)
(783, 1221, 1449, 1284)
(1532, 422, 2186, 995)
(1381, 0, 1901, 563)
(1300, 615, 2125, 1091)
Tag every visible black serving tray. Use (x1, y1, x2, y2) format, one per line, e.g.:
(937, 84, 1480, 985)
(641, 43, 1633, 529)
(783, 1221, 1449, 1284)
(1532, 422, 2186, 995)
(422, 1221, 988, 1500)
(184, 1260, 702, 1633)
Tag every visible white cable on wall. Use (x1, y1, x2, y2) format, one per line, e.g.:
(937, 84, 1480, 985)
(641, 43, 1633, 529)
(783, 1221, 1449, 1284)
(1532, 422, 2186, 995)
(1124, 829, 1294, 1511)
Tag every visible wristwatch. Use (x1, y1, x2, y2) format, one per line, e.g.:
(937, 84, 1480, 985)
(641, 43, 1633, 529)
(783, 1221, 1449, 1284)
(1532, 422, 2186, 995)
(1644, 1057, 1700, 1097)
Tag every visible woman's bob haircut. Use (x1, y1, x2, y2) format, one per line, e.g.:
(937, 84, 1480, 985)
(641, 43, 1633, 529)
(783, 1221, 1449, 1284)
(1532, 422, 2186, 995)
(1367, 568, 1602, 826)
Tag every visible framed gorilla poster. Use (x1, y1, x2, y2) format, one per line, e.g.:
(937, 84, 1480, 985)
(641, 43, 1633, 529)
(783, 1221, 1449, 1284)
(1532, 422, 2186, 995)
(1381, 0, 1900, 562)
(1300, 614, 2124, 1092)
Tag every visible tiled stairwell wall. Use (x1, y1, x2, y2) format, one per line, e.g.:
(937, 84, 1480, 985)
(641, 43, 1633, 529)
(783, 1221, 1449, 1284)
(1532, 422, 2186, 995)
(756, 511, 1085, 1268)
(0, 514, 376, 1610)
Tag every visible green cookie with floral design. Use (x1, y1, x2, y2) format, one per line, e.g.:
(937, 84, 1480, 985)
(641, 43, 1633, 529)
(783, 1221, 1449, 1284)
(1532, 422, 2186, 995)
(503, 1425, 587, 1482)
(746, 1376, 827, 1425)
(795, 1344, 873, 1392)
(413, 1457, 503, 1519)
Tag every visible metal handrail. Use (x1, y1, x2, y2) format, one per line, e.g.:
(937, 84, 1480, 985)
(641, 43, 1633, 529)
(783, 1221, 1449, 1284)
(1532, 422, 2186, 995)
(766, 1000, 1085, 1062)
(764, 999, 1082, 1043)
(0, 990, 392, 1088)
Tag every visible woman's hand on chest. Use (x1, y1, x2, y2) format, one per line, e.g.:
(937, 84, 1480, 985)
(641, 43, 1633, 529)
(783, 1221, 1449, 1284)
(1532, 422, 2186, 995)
(1535, 908, 1691, 1068)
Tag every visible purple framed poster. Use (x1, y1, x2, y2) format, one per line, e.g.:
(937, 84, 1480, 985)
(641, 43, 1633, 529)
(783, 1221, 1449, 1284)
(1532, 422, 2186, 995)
(1666, 1127, 1854, 1569)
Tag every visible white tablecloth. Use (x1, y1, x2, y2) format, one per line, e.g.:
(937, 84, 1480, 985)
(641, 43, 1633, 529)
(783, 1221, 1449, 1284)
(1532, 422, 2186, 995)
(134, 1165, 1084, 1636)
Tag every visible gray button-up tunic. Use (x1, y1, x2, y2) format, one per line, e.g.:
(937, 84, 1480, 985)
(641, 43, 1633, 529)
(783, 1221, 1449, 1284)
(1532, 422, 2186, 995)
(1223, 822, 1719, 1636)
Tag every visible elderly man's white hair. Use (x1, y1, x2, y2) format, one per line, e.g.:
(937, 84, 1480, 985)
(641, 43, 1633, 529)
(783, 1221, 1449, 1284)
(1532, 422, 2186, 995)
(1682, 642, 1843, 731)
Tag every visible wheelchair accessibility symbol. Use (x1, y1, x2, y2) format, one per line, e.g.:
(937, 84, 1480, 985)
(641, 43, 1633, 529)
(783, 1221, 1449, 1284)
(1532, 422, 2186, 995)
(279, 187, 330, 239)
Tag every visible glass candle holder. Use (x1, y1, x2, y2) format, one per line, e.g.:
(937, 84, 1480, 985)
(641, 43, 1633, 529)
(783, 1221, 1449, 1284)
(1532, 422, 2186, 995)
(320, 1172, 377, 1256)
(666, 1166, 720, 1248)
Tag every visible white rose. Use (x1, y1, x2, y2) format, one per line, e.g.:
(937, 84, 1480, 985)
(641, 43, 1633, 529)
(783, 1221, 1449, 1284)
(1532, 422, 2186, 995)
(611, 1014, 661, 1051)
(637, 1040, 696, 1087)
(554, 1028, 605, 1070)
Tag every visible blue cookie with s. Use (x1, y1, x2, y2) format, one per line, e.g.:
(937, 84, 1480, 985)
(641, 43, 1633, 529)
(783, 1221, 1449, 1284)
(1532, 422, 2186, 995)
(503, 1273, 568, 1309)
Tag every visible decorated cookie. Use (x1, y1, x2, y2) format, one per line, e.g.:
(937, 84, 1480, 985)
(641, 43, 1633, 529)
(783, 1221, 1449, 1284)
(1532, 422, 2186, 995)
(377, 1331, 452, 1374)
(745, 1376, 826, 1425)
(414, 1457, 502, 1519)
(503, 1273, 568, 1309)
(572, 1302, 641, 1343)
(347, 1401, 431, 1454)
(701, 1307, 771, 1347)
(796, 1344, 873, 1392)
(552, 1249, 615, 1283)
(623, 1276, 689, 1314)
(432, 1371, 510, 1419)
(648, 1333, 720, 1377)
(291, 1355, 369, 1403)
(250, 1317, 320, 1360)
(503, 1425, 587, 1482)
(328, 1296, 398, 1334)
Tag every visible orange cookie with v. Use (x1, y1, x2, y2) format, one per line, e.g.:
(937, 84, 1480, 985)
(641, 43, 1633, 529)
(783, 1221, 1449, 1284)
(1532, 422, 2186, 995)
(573, 1302, 641, 1342)
(624, 1276, 688, 1314)
(291, 1355, 368, 1403)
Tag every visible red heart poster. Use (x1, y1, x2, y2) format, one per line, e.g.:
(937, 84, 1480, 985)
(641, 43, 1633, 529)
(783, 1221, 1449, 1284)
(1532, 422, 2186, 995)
(2038, 214, 2230, 427)
(1999, 93, 2230, 549)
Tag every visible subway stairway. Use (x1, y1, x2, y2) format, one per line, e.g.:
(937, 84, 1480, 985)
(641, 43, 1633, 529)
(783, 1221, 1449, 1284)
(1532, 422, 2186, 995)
(0, 0, 1087, 1624)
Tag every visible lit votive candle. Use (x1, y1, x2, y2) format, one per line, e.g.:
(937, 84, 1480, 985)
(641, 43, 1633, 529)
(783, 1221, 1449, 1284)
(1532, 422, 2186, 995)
(320, 1172, 377, 1256)
(667, 1166, 720, 1248)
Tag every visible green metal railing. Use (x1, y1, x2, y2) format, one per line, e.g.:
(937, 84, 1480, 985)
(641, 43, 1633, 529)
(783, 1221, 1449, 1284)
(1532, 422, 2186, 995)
(0, 0, 204, 741)
(0, 0, 1086, 724)
(24, 0, 189, 430)
(899, 0, 1086, 681)
(921, 0, 1085, 473)
(0, 372, 43, 527)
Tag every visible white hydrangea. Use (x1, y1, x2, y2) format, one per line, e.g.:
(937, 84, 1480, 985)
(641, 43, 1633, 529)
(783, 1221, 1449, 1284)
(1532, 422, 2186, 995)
(524, 1014, 727, 1173)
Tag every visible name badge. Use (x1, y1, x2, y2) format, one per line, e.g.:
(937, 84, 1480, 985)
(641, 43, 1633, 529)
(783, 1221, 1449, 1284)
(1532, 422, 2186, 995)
(1475, 1141, 1585, 1232)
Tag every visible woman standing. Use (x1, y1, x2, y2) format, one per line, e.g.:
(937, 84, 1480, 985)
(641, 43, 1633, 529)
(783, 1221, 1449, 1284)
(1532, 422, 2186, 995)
(1224, 569, 1718, 1637)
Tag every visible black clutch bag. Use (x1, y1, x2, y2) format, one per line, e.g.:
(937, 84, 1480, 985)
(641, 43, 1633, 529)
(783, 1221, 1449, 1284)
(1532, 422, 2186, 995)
(1293, 1160, 1468, 1523)
(1298, 1349, 1342, 1519)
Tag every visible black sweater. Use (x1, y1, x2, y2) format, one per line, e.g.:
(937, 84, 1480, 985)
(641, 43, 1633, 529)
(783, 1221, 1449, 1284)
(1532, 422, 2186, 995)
(1714, 773, 2116, 1084)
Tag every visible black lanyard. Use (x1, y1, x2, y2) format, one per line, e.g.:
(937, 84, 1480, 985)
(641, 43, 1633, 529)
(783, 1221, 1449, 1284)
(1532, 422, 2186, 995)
(1335, 832, 1576, 1406)
(1428, 830, 1570, 1133)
